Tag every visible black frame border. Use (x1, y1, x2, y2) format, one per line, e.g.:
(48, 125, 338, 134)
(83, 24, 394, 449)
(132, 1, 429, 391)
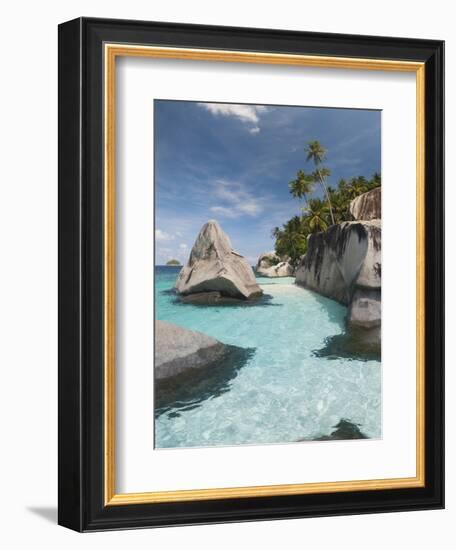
(58, 17, 444, 532)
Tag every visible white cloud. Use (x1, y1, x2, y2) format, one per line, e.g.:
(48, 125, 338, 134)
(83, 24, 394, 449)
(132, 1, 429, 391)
(199, 102, 267, 133)
(238, 201, 262, 215)
(179, 243, 188, 249)
(214, 183, 243, 203)
(209, 205, 238, 219)
(155, 229, 174, 241)
(209, 180, 263, 218)
(157, 246, 172, 258)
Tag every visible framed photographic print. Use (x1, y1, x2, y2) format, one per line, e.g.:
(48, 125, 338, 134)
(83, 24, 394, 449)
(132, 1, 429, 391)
(58, 17, 444, 531)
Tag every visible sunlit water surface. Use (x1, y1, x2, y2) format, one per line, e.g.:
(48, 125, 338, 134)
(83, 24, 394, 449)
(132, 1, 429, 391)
(155, 266, 381, 448)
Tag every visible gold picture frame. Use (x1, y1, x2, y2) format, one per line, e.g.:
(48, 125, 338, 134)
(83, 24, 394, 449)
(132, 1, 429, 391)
(104, 44, 425, 506)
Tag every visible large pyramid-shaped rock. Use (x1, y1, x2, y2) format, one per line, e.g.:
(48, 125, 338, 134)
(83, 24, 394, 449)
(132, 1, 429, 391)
(176, 220, 263, 300)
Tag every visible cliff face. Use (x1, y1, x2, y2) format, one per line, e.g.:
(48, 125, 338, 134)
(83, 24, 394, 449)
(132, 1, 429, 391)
(350, 186, 381, 221)
(176, 220, 263, 300)
(295, 220, 381, 330)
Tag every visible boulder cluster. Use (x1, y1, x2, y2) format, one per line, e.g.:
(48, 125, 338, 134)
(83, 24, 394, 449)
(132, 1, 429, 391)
(156, 185, 382, 382)
(256, 252, 294, 278)
(295, 186, 381, 347)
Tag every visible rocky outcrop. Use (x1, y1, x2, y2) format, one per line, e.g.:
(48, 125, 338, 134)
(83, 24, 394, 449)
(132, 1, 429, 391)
(176, 220, 263, 300)
(295, 221, 381, 332)
(350, 186, 381, 221)
(155, 321, 255, 410)
(256, 251, 294, 278)
(155, 320, 227, 380)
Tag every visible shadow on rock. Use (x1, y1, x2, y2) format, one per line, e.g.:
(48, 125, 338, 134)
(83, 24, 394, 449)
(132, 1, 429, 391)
(313, 324, 381, 361)
(172, 292, 280, 308)
(155, 345, 255, 416)
(160, 288, 178, 296)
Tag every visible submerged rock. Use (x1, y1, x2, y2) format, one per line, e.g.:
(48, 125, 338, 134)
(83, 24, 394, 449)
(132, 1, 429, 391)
(298, 419, 368, 442)
(315, 419, 368, 440)
(295, 221, 381, 343)
(176, 220, 263, 301)
(314, 324, 381, 361)
(350, 186, 381, 221)
(155, 320, 227, 380)
(256, 251, 294, 278)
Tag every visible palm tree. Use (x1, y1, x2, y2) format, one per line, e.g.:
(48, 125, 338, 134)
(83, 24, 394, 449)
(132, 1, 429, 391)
(272, 216, 308, 264)
(305, 140, 336, 225)
(304, 198, 329, 233)
(328, 188, 349, 223)
(271, 226, 281, 240)
(371, 172, 381, 187)
(348, 176, 369, 197)
(289, 169, 315, 219)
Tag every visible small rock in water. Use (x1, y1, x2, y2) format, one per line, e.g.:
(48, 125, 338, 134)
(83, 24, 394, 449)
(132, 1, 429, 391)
(316, 419, 368, 440)
(297, 418, 368, 442)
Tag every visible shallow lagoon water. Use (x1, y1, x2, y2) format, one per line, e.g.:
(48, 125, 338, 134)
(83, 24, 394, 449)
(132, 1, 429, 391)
(155, 266, 381, 448)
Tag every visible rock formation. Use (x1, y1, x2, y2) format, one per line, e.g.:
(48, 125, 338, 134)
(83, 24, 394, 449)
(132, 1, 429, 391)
(256, 251, 294, 278)
(155, 321, 255, 410)
(155, 320, 227, 380)
(295, 220, 381, 332)
(350, 186, 381, 221)
(296, 185, 382, 348)
(176, 220, 263, 301)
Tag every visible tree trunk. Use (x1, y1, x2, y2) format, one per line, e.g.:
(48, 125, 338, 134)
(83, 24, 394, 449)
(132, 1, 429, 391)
(317, 169, 335, 225)
(301, 193, 308, 222)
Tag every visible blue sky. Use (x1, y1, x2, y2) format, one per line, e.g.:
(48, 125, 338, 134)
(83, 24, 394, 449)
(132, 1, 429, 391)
(155, 100, 381, 265)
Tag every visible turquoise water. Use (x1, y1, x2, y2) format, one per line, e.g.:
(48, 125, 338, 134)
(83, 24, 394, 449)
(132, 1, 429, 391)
(155, 266, 381, 448)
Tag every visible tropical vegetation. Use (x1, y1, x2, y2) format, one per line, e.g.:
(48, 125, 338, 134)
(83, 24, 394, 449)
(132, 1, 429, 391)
(272, 140, 381, 266)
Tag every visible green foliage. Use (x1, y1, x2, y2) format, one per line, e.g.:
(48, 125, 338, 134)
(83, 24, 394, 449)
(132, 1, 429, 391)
(166, 259, 181, 266)
(305, 140, 327, 165)
(304, 198, 329, 232)
(304, 141, 336, 225)
(289, 169, 315, 202)
(272, 216, 309, 266)
(273, 159, 381, 266)
(263, 254, 282, 267)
